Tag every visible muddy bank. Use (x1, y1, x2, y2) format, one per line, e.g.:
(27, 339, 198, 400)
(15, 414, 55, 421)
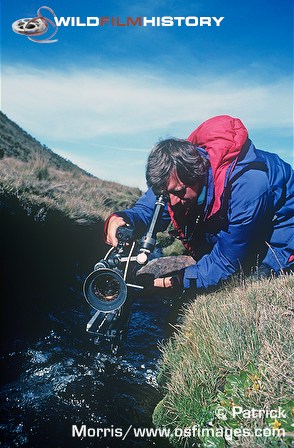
(0, 193, 108, 348)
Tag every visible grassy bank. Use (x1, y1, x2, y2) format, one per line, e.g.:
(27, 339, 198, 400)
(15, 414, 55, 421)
(153, 274, 294, 447)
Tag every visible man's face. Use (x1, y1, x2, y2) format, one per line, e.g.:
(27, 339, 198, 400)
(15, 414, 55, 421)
(166, 170, 200, 207)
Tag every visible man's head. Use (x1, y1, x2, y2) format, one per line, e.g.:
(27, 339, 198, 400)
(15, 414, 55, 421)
(146, 138, 209, 206)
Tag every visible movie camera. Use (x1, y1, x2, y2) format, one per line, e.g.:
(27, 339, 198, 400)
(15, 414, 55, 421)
(83, 194, 167, 353)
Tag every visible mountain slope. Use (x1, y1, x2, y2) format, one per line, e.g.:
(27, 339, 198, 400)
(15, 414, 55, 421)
(0, 112, 141, 224)
(0, 111, 90, 174)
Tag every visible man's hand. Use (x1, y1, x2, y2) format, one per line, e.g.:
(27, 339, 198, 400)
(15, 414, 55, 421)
(105, 215, 127, 246)
(154, 277, 174, 288)
(153, 274, 182, 289)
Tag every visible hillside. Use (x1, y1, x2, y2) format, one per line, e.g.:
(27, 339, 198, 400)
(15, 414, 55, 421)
(0, 111, 141, 224)
(0, 111, 93, 174)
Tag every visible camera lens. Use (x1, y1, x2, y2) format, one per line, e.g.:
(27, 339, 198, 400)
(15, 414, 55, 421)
(93, 275, 120, 302)
(83, 268, 127, 312)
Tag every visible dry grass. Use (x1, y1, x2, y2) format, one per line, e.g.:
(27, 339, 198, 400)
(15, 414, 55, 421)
(0, 155, 141, 224)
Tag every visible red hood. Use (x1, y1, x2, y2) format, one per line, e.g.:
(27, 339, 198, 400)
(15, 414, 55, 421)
(187, 115, 248, 217)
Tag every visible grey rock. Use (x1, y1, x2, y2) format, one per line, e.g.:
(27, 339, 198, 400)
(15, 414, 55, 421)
(136, 255, 195, 279)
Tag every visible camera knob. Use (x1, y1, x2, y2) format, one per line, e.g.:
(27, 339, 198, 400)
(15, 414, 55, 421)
(112, 255, 121, 265)
(136, 252, 148, 265)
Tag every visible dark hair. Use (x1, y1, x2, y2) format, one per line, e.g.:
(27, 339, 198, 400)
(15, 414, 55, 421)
(146, 138, 209, 195)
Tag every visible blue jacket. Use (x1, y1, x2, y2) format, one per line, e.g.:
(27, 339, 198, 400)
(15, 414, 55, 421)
(115, 141, 293, 290)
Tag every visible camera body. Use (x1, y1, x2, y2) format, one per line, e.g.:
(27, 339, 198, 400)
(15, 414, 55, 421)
(82, 194, 168, 353)
(83, 226, 139, 353)
(83, 225, 137, 314)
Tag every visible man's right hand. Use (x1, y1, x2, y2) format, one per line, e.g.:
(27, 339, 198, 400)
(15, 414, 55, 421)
(105, 215, 127, 246)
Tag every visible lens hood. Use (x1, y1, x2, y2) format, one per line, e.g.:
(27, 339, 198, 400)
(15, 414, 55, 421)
(83, 268, 127, 312)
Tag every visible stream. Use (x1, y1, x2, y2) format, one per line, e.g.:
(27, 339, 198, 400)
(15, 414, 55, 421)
(0, 285, 176, 448)
(0, 203, 178, 448)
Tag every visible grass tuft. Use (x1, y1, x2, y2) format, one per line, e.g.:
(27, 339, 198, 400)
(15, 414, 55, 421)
(153, 274, 294, 447)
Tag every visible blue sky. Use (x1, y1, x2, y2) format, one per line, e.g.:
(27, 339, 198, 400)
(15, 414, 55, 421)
(1, 0, 293, 190)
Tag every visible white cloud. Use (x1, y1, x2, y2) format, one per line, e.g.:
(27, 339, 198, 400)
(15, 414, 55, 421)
(1, 65, 292, 144)
(1, 64, 292, 188)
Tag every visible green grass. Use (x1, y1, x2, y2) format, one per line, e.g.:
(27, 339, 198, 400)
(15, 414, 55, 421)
(156, 228, 187, 256)
(153, 274, 294, 447)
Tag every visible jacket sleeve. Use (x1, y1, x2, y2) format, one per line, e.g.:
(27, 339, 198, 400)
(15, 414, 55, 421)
(183, 170, 274, 289)
(115, 187, 171, 237)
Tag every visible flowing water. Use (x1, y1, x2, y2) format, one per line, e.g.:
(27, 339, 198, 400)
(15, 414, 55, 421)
(0, 286, 176, 448)
(0, 207, 177, 447)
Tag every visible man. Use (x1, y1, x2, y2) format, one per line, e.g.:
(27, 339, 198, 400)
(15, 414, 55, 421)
(105, 115, 294, 290)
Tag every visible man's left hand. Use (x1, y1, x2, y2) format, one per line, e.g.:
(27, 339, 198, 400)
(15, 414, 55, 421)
(153, 274, 182, 288)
